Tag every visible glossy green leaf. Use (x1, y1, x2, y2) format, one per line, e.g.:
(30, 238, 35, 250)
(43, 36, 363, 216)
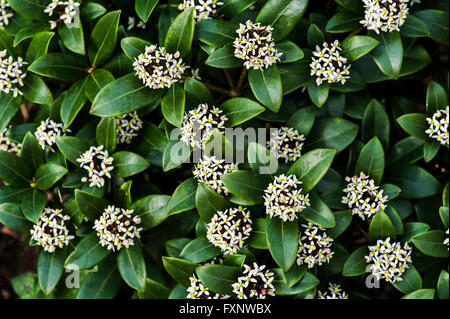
(166, 177, 197, 215)
(135, 0, 159, 22)
(65, 232, 110, 270)
(266, 217, 299, 271)
(164, 7, 195, 58)
(248, 65, 283, 112)
(38, 249, 66, 295)
(117, 244, 147, 291)
(112, 151, 150, 178)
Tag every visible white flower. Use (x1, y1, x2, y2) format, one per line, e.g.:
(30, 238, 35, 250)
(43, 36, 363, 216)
(193, 156, 238, 195)
(187, 275, 230, 299)
(180, 103, 228, 149)
(268, 127, 305, 163)
(360, 0, 411, 34)
(297, 223, 334, 269)
(0, 0, 13, 29)
(133, 45, 190, 90)
(425, 106, 449, 146)
(342, 172, 388, 220)
(233, 20, 283, 70)
(310, 40, 351, 86)
(34, 118, 70, 152)
(410, 0, 421, 5)
(178, 0, 223, 22)
(0, 50, 27, 98)
(115, 112, 143, 144)
(318, 283, 348, 299)
(127, 16, 147, 31)
(365, 238, 412, 283)
(263, 174, 311, 222)
(93, 205, 143, 252)
(76, 145, 114, 188)
(30, 208, 74, 253)
(0, 127, 21, 155)
(44, 0, 80, 29)
(445, 229, 449, 250)
(206, 206, 252, 255)
(232, 263, 275, 299)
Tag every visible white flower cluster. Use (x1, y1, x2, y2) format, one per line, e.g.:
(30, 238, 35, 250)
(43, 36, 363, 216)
(34, 118, 70, 152)
(310, 40, 351, 86)
(0, 0, 13, 29)
(30, 208, 74, 253)
(178, 0, 223, 22)
(193, 156, 238, 195)
(264, 174, 311, 222)
(115, 112, 143, 144)
(317, 283, 349, 299)
(365, 238, 412, 283)
(76, 145, 114, 188)
(342, 172, 388, 220)
(133, 45, 186, 90)
(0, 127, 21, 155)
(0, 50, 27, 98)
(44, 0, 80, 29)
(232, 263, 275, 299)
(425, 106, 449, 146)
(187, 275, 230, 299)
(297, 223, 334, 269)
(360, 0, 410, 34)
(445, 229, 449, 250)
(268, 127, 305, 163)
(127, 16, 146, 31)
(234, 20, 282, 70)
(93, 205, 143, 252)
(181, 103, 228, 149)
(206, 206, 252, 255)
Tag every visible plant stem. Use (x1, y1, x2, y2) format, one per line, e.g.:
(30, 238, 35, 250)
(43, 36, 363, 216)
(203, 82, 230, 95)
(224, 69, 234, 88)
(236, 68, 248, 90)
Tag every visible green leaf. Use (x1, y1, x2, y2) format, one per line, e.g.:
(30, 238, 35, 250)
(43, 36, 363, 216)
(301, 193, 336, 228)
(248, 142, 279, 176)
(440, 206, 449, 228)
(76, 256, 122, 299)
(35, 163, 67, 190)
(161, 83, 186, 127)
(411, 230, 448, 258)
(55, 136, 89, 165)
(96, 118, 117, 153)
(166, 177, 197, 215)
(248, 218, 268, 249)
(277, 41, 304, 63)
(288, 148, 336, 193)
(326, 11, 361, 33)
(117, 244, 147, 291)
(75, 189, 109, 221)
(415, 9, 449, 46)
(180, 238, 221, 263)
(112, 151, 150, 178)
(217, 0, 258, 17)
(392, 265, 422, 295)
(327, 210, 352, 239)
(385, 165, 441, 199)
(58, 17, 85, 55)
(7, 0, 48, 20)
(135, 0, 159, 22)
(361, 99, 390, 149)
(134, 122, 168, 167)
(65, 232, 110, 270)
(195, 183, 230, 222)
(121, 37, 151, 60)
(221, 170, 271, 205)
(286, 106, 316, 136)
(281, 264, 307, 288)
(205, 43, 242, 69)
(0, 203, 32, 234)
(371, 31, 403, 78)
(256, 0, 309, 41)
(248, 65, 283, 112)
(81, 2, 107, 21)
(28, 53, 88, 81)
(90, 73, 164, 117)
(0, 93, 21, 131)
(307, 24, 324, 48)
(162, 139, 191, 172)
(38, 249, 66, 295)
(437, 270, 449, 299)
(403, 222, 430, 242)
(423, 140, 441, 163)
(0, 187, 30, 205)
(273, 269, 319, 295)
(396, 113, 429, 140)
(131, 195, 170, 230)
(343, 246, 369, 277)
(341, 36, 379, 62)
(88, 10, 121, 67)
(118, 181, 132, 209)
(164, 7, 195, 58)
(195, 19, 236, 48)
(220, 98, 265, 127)
(196, 264, 241, 295)
(426, 81, 448, 114)
(162, 257, 196, 287)
(401, 14, 430, 38)
(21, 132, 44, 171)
(20, 188, 46, 223)
(61, 77, 89, 128)
(368, 210, 396, 242)
(308, 78, 329, 107)
(24, 31, 54, 64)
(402, 289, 435, 299)
(13, 24, 49, 47)
(355, 137, 385, 185)
(85, 69, 115, 103)
(0, 151, 33, 187)
(387, 137, 425, 165)
(22, 74, 53, 105)
(266, 217, 299, 272)
(184, 77, 214, 107)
